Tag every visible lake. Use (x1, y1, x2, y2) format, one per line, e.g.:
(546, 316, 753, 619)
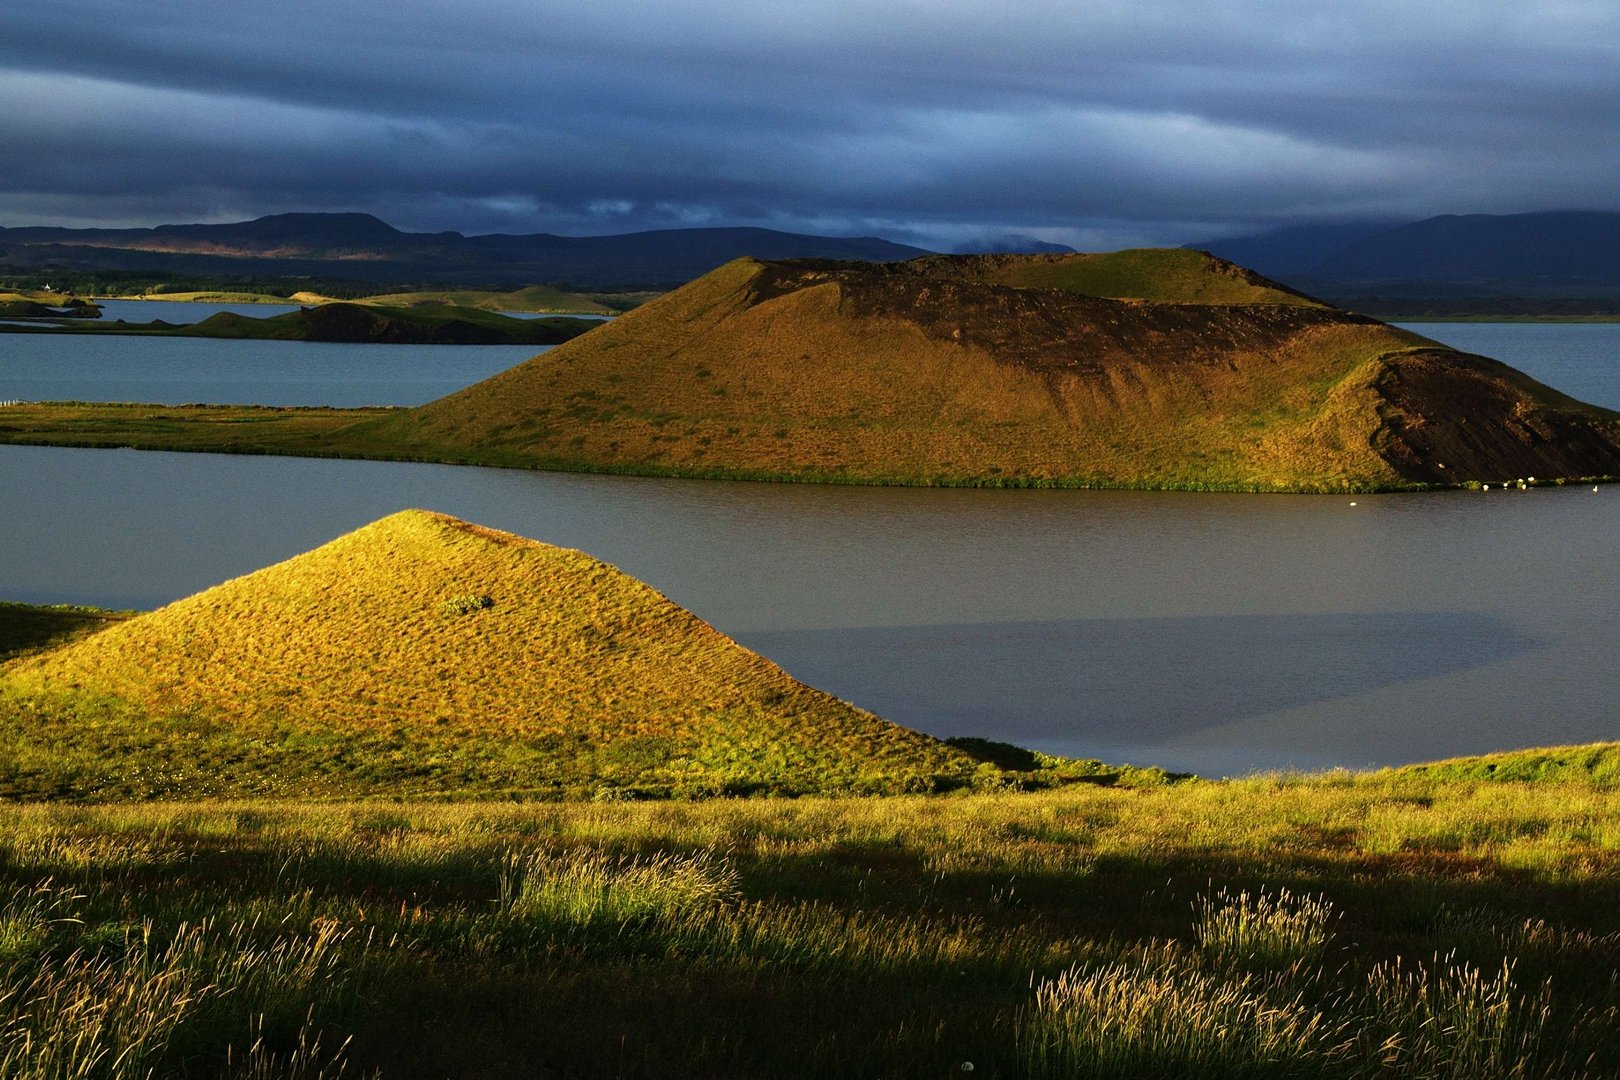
(1, 322, 1617, 775)
(91, 299, 303, 323)
(0, 334, 544, 407)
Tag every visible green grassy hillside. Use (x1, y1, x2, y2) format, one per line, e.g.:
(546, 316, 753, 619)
(355, 251, 1620, 490)
(1394, 740, 1620, 785)
(914, 248, 1326, 305)
(352, 284, 617, 315)
(0, 601, 130, 661)
(0, 511, 975, 799)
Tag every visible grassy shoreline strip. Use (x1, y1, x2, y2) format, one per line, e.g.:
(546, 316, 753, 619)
(9, 401, 1608, 493)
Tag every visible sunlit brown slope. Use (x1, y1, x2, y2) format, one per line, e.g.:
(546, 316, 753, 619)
(355, 250, 1620, 490)
(3, 510, 971, 797)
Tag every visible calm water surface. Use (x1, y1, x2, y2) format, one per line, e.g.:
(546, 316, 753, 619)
(4, 445, 1616, 776)
(91, 299, 302, 323)
(1, 322, 1616, 775)
(0, 334, 544, 407)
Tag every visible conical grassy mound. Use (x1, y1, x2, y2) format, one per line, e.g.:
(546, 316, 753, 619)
(1, 511, 973, 798)
(356, 250, 1620, 491)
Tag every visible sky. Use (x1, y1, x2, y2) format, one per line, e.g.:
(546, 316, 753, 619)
(3, 0, 1618, 250)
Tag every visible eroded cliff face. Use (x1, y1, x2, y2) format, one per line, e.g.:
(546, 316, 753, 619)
(1371, 349, 1620, 483)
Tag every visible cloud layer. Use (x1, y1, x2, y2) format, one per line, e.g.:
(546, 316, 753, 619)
(4, 0, 1617, 247)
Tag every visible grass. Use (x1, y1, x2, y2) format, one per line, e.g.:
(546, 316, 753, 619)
(0, 399, 1437, 491)
(349, 285, 616, 315)
(0, 511, 984, 799)
(2, 770, 1620, 1076)
(1399, 744, 1620, 786)
(187, 303, 595, 345)
(103, 290, 300, 304)
(0, 402, 387, 456)
(0, 601, 130, 661)
(1193, 885, 1337, 968)
(974, 247, 1324, 305)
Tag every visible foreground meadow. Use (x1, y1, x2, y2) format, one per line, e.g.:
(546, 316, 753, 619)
(5, 772, 1620, 1078)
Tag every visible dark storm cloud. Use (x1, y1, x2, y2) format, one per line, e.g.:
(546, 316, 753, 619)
(3, 0, 1617, 246)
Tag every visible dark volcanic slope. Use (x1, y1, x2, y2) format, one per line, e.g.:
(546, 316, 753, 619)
(1373, 351, 1620, 483)
(354, 250, 1620, 490)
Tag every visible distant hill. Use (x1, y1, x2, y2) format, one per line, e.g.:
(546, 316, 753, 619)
(954, 234, 1077, 255)
(1192, 212, 1620, 311)
(183, 303, 595, 345)
(1189, 221, 1402, 279)
(1309, 211, 1620, 286)
(353, 249, 1620, 490)
(349, 284, 617, 315)
(0, 510, 973, 798)
(0, 212, 931, 290)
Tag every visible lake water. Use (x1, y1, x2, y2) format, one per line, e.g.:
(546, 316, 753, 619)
(91, 299, 303, 324)
(0, 335, 544, 407)
(1, 322, 1617, 776)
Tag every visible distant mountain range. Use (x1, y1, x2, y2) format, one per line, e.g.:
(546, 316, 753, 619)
(8, 209, 1615, 308)
(1192, 211, 1620, 312)
(0, 213, 931, 290)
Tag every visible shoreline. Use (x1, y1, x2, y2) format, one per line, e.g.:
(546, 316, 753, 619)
(2, 401, 1614, 493)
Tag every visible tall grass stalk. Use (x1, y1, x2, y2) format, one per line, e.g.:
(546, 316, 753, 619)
(1021, 944, 1339, 1078)
(499, 847, 739, 929)
(1195, 886, 1338, 968)
(1359, 955, 1560, 1079)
